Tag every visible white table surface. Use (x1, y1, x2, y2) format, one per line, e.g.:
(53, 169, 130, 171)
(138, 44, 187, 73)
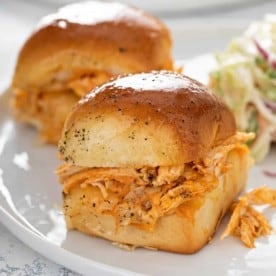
(1, 0, 276, 275)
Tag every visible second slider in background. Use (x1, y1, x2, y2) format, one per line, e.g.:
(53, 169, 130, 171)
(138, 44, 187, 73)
(10, 1, 174, 144)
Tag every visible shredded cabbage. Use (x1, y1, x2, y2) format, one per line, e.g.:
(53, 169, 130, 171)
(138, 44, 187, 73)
(209, 14, 276, 161)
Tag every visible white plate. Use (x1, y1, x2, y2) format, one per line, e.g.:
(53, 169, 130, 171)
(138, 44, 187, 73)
(0, 56, 276, 276)
(35, 0, 258, 15)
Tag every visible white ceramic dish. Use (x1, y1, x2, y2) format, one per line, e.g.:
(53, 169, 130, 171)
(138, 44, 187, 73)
(35, 0, 264, 15)
(0, 56, 276, 276)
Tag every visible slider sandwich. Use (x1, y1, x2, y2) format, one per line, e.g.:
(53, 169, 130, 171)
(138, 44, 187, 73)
(11, 1, 173, 143)
(57, 71, 254, 253)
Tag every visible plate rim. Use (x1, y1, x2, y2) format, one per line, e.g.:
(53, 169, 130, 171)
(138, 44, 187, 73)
(0, 207, 143, 276)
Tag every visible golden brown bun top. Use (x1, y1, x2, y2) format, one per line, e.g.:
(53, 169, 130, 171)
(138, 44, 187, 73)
(12, 1, 173, 90)
(59, 71, 236, 167)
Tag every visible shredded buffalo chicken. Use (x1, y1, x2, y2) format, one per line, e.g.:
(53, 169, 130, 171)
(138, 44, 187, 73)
(13, 88, 78, 143)
(221, 186, 276, 248)
(67, 72, 112, 97)
(13, 71, 112, 143)
(57, 132, 253, 230)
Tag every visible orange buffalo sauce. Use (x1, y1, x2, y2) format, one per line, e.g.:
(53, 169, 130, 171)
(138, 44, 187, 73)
(57, 132, 253, 230)
(222, 186, 276, 248)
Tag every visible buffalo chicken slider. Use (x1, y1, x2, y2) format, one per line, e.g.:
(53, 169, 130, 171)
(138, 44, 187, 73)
(57, 71, 254, 253)
(11, 1, 173, 143)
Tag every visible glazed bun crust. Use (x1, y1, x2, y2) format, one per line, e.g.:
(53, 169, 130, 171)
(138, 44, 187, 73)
(59, 71, 236, 167)
(64, 149, 249, 253)
(12, 1, 172, 90)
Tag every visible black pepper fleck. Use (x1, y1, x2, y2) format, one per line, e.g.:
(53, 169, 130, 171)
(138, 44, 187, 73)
(119, 47, 127, 53)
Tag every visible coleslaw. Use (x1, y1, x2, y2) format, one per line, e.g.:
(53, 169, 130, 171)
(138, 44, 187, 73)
(209, 14, 276, 161)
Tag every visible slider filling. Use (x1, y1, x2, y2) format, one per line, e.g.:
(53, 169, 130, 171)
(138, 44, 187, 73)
(58, 132, 252, 231)
(12, 71, 112, 143)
